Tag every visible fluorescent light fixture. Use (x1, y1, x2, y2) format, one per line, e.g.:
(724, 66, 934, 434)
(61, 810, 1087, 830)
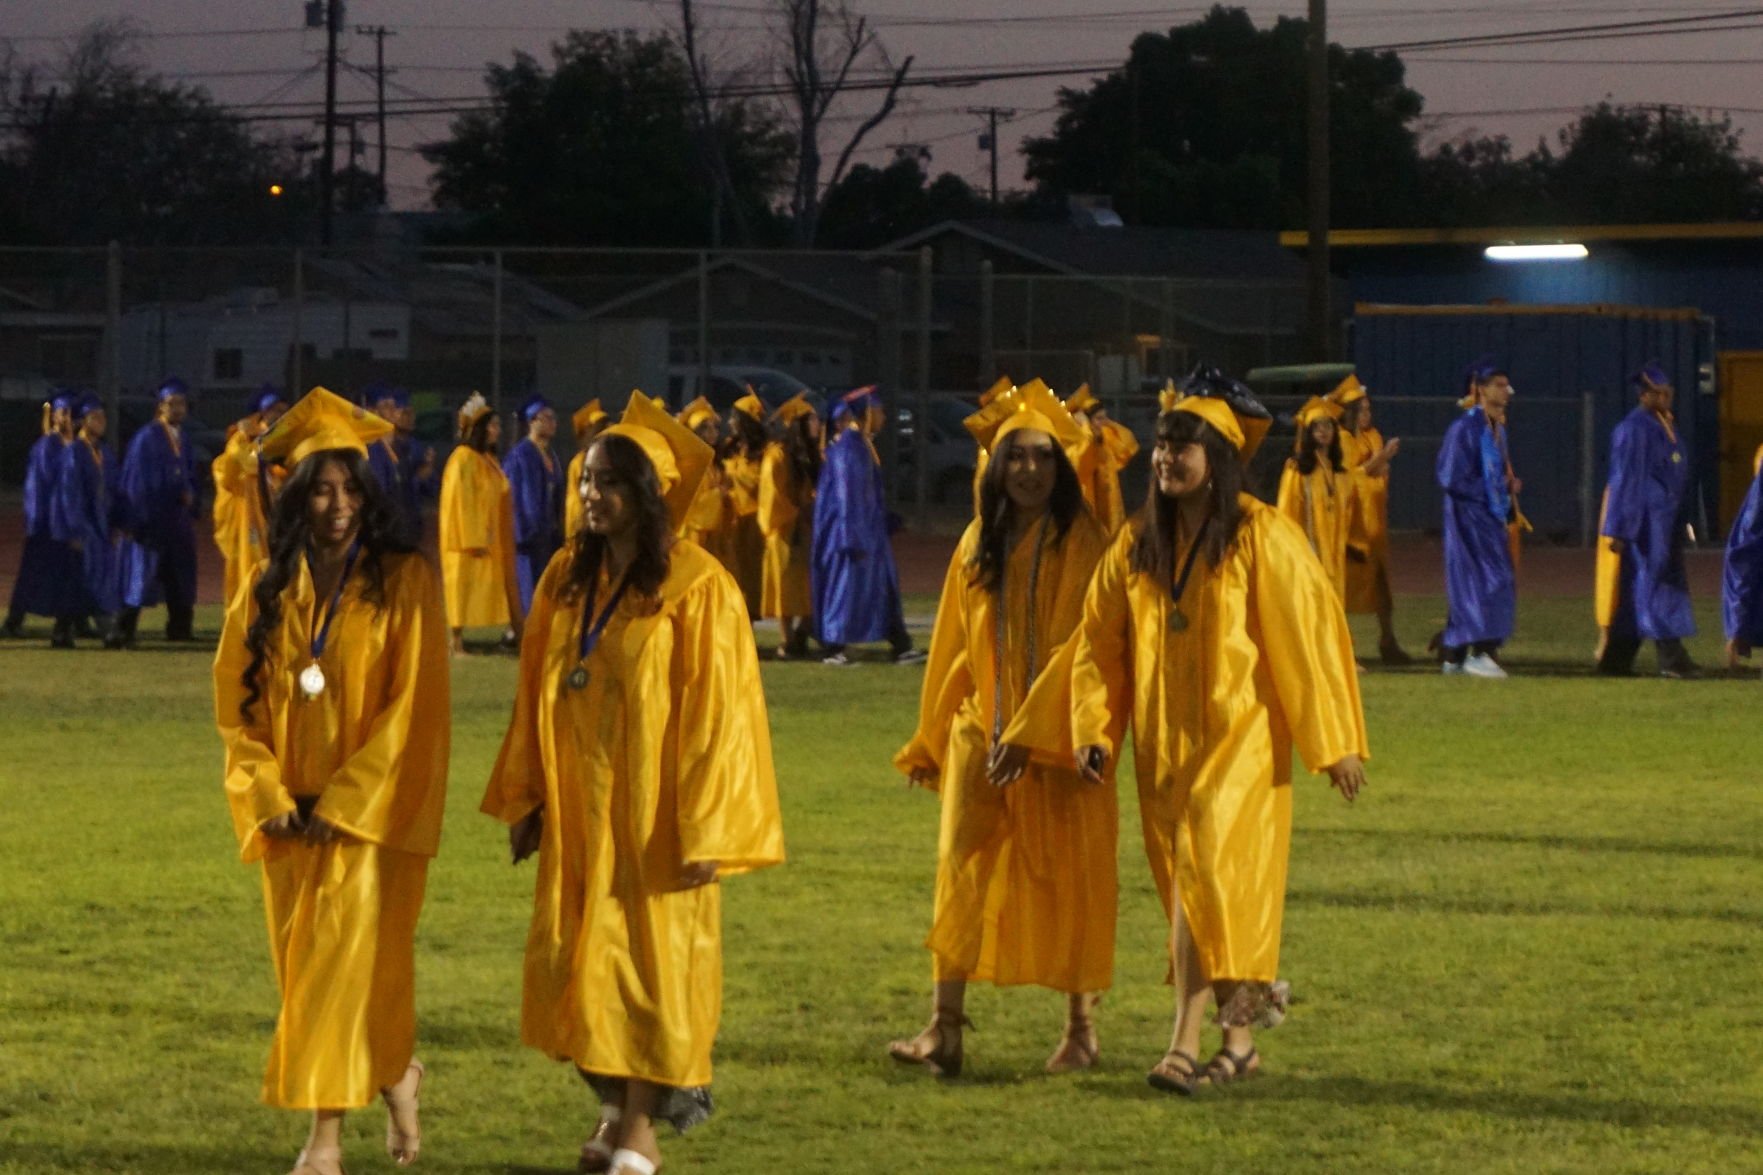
(1485, 243, 1589, 262)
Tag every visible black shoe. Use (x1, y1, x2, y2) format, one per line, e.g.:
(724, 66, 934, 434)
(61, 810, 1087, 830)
(75, 618, 99, 639)
(50, 632, 76, 649)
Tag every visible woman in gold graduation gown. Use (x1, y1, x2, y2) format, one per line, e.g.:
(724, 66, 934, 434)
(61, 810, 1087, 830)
(213, 387, 449, 1175)
(1330, 377, 1410, 664)
(1065, 384, 1133, 533)
(211, 387, 286, 606)
(1276, 395, 1349, 600)
(565, 399, 610, 540)
(758, 394, 821, 658)
(1008, 369, 1367, 1094)
(439, 393, 521, 655)
(678, 397, 736, 568)
(889, 383, 1113, 1078)
(483, 391, 784, 1175)
(722, 394, 768, 616)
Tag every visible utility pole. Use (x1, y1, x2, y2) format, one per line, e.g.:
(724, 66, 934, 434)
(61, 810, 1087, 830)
(316, 0, 344, 246)
(1305, 0, 1332, 361)
(968, 106, 1016, 208)
(355, 23, 395, 203)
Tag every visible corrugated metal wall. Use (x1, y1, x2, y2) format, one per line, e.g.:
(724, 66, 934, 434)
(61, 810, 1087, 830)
(1350, 307, 1715, 541)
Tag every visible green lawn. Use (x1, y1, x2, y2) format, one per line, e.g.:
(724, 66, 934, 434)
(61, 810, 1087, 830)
(1, 594, 1759, 1173)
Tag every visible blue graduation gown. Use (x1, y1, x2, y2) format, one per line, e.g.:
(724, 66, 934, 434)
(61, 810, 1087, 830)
(1601, 407, 1695, 641)
(502, 437, 563, 613)
(115, 420, 198, 609)
(8, 433, 83, 618)
(50, 437, 120, 615)
(1723, 465, 1763, 645)
(811, 429, 903, 644)
(365, 436, 425, 547)
(395, 434, 436, 537)
(1437, 407, 1516, 647)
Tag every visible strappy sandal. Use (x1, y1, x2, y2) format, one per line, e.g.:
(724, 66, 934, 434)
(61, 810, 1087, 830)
(607, 1147, 663, 1175)
(290, 1145, 347, 1175)
(1204, 1046, 1261, 1086)
(579, 1106, 622, 1173)
(887, 1010, 972, 1077)
(1045, 1002, 1100, 1074)
(1145, 1048, 1202, 1096)
(382, 1059, 424, 1167)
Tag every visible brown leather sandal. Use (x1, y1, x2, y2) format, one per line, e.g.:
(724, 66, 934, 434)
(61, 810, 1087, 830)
(1145, 1048, 1202, 1096)
(1045, 1000, 1100, 1074)
(887, 1009, 972, 1077)
(1204, 1046, 1261, 1085)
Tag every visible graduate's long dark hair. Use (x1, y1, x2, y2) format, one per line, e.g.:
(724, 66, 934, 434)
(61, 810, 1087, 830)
(464, 412, 497, 453)
(239, 448, 413, 720)
(782, 414, 822, 496)
(1294, 419, 1344, 475)
(558, 434, 673, 606)
(1132, 411, 1248, 580)
(969, 427, 1084, 595)
(728, 409, 768, 461)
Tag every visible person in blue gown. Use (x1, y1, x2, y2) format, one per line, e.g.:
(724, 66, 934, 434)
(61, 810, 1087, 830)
(810, 387, 923, 665)
(2, 389, 84, 645)
(51, 392, 120, 641)
(392, 387, 437, 543)
(361, 382, 428, 547)
(108, 376, 200, 647)
(502, 394, 564, 615)
(1596, 362, 1698, 677)
(1436, 360, 1518, 679)
(1723, 455, 1763, 672)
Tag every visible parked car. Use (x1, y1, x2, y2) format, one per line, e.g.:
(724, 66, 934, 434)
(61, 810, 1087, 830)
(892, 393, 980, 506)
(665, 365, 826, 416)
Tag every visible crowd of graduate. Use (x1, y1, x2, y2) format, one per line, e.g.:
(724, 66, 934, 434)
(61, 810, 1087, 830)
(7, 353, 1763, 1175)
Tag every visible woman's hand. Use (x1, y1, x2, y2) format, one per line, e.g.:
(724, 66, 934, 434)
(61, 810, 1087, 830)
(906, 765, 937, 790)
(510, 807, 544, 864)
(1326, 754, 1366, 803)
(986, 742, 1030, 788)
(303, 816, 343, 845)
(260, 811, 305, 840)
(1075, 745, 1108, 786)
(681, 860, 719, 888)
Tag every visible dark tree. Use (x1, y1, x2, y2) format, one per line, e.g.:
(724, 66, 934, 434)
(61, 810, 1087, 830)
(1549, 103, 1763, 223)
(1021, 6, 1425, 229)
(815, 157, 986, 248)
(422, 31, 792, 246)
(0, 21, 297, 245)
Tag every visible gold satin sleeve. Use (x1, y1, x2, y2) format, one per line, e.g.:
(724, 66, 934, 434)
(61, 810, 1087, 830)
(310, 559, 452, 856)
(672, 564, 787, 874)
(893, 524, 981, 788)
(757, 445, 799, 540)
(214, 569, 298, 862)
(440, 447, 492, 552)
(1275, 461, 1305, 527)
(1250, 510, 1370, 772)
(1101, 420, 1140, 466)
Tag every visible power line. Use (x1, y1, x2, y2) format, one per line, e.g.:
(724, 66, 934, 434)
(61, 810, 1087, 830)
(1359, 7, 1763, 52)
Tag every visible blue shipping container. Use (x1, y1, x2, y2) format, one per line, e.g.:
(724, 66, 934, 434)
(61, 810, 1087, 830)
(1349, 305, 1716, 541)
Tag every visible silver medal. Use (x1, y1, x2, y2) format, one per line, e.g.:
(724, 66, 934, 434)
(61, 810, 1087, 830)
(566, 666, 590, 691)
(298, 662, 327, 698)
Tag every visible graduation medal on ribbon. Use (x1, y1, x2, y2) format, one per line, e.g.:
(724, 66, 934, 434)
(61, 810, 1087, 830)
(1167, 608, 1189, 634)
(298, 662, 327, 699)
(566, 666, 590, 691)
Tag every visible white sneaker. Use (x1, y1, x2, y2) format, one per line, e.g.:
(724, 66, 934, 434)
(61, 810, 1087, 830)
(1441, 661, 1465, 676)
(1462, 653, 1508, 679)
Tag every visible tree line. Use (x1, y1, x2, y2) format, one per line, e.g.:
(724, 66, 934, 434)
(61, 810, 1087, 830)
(2, 5, 1759, 250)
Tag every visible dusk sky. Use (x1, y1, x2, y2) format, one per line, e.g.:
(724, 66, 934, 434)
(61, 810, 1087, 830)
(10, 1, 1763, 214)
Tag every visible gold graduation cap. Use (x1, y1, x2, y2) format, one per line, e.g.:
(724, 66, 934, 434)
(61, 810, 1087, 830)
(1290, 395, 1345, 453)
(1328, 374, 1368, 406)
(773, 393, 814, 425)
(732, 390, 766, 422)
(1064, 383, 1101, 415)
(572, 398, 608, 441)
(970, 378, 1085, 454)
(257, 386, 393, 469)
(677, 396, 717, 432)
(1165, 367, 1274, 461)
(604, 391, 716, 532)
(978, 376, 1014, 407)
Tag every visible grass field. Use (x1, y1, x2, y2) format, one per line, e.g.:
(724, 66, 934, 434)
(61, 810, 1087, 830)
(2, 592, 1760, 1174)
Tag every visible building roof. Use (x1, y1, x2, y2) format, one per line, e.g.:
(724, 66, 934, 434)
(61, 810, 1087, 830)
(883, 218, 1306, 281)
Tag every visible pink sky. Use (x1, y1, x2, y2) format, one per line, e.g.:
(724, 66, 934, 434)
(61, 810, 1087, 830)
(10, 1, 1763, 215)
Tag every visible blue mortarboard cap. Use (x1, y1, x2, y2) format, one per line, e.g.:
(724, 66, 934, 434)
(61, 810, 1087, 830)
(1463, 354, 1505, 388)
(1632, 360, 1671, 393)
(252, 383, 286, 416)
(49, 387, 78, 413)
(832, 385, 879, 422)
(72, 391, 103, 420)
(519, 393, 553, 423)
(388, 385, 412, 409)
(156, 376, 189, 402)
(358, 379, 395, 407)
